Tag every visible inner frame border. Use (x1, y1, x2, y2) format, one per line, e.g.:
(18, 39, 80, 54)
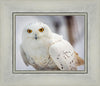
(12, 12, 88, 74)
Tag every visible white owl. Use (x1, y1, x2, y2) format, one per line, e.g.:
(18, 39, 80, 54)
(20, 22, 84, 70)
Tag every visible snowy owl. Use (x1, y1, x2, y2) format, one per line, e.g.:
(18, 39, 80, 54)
(20, 22, 84, 70)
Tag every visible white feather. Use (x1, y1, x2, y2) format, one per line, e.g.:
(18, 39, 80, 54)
(21, 22, 78, 70)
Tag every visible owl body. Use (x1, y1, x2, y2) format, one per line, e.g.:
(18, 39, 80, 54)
(21, 33, 59, 70)
(20, 22, 84, 70)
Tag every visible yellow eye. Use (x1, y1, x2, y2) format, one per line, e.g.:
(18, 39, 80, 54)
(39, 28, 44, 32)
(27, 29, 32, 33)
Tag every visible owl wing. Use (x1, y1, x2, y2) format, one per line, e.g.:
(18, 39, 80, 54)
(49, 40, 78, 70)
(20, 45, 29, 66)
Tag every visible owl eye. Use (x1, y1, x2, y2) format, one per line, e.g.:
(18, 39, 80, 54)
(39, 28, 44, 32)
(27, 29, 32, 33)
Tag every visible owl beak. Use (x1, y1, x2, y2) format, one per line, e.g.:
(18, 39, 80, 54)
(35, 34, 37, 40)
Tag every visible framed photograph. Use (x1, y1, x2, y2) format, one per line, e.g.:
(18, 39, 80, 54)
(12, 12, 88, 74)
(0, 0, 100, 86)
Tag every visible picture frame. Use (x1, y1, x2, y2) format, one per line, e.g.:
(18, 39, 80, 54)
(0, 0, 100, 86)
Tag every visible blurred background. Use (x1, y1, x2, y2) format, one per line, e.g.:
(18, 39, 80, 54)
(16, 16, 84, 70)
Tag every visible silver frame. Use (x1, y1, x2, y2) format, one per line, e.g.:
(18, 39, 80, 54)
(0, 0, 100, 86)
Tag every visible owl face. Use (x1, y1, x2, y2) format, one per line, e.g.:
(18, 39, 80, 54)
(22, 22, 51, 40)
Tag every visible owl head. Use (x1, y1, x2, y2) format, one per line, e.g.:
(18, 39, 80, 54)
(22, 22, 52, 41)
